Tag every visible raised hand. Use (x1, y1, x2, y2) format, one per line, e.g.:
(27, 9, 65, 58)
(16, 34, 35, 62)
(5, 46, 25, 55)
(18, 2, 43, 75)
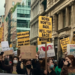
(19, 54, 22, 61)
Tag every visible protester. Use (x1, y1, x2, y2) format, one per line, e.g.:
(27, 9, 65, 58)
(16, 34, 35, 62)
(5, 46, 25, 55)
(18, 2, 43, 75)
(0, 52, 4, 73)
(61, 55, 75, 75)
(4, 55, 9, 65)
(16, 54, 42, 75)
(0, 52, 19, 73)
(55, 57, 65, 75)
(43, 58, 56, 75)
(9, 55, 13, 66)
(12, 56, 19, 74)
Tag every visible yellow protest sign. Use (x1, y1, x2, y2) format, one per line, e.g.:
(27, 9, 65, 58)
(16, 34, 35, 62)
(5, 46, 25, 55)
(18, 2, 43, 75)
(71, 33, 75, 44)
(10, 44, 12, 47)
(38, 16, 52, 38)
(17, 31, 30, 47)
(60, 37, 70, 53)
(37, 38, 50, 45)
(17, 31, 29, 37)
(0, 27, 3, 42)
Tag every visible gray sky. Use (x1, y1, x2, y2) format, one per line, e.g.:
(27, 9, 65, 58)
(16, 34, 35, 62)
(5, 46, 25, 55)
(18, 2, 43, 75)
(0, 0, 5, 16)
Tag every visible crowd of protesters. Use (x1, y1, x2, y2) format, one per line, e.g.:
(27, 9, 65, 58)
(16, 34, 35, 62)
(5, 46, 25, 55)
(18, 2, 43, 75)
(0, 51, 75, 75)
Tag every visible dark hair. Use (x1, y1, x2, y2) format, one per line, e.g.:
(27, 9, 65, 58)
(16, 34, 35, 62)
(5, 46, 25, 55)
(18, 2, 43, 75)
(12, 56, 19, 66)
(0, 52, 4, 56)
(47, 57, 53, 63)
(24, 59, 31, 64)
(58, 57, 65, 68)
(41, 59, 45, 69)
(66, 55, 75, 67)
(13, 56, 19, 61)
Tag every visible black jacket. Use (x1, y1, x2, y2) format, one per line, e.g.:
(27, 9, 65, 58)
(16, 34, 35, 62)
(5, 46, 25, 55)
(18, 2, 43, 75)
(16, 60, 42, 75)
(0, 61, 12, 73)
(46, 70, 56, 75)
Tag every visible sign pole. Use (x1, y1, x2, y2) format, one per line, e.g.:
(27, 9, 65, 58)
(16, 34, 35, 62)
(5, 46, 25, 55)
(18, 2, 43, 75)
(45, 42, 47, 72)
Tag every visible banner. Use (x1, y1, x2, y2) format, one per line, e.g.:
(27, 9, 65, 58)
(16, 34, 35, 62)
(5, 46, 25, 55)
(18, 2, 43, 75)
(38, 43, 55, 58)
(60, 37, 70, 53)
(67, 44, 75, 57)
(1, 41, 10, 51)
(38, 16, 52, 38)
(20, 45, 36, 59)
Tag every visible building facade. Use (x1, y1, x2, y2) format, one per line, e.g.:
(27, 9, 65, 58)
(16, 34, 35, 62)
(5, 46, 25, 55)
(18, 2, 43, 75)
(30, 0, 41, 45)
(4, 0, 22, 41)
(7, 0, 31, 50)
(30, 0, 75, 59)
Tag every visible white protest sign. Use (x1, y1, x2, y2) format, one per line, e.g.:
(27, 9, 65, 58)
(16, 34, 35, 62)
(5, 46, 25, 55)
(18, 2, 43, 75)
(67, 44, 75, 57)
(1, 41, 10, 51)
(38, 43, 55, 58)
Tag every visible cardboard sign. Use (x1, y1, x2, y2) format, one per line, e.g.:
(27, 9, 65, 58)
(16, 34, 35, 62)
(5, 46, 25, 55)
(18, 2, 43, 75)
(67, 44, 75, 57)
(1, 41, 10, 51)
(38, 16, 52, 38)
(38, 43, 55, 58)
(60, 37, 70, 53)
(20, 45, 36, 59)
(4, 50, 13, 56)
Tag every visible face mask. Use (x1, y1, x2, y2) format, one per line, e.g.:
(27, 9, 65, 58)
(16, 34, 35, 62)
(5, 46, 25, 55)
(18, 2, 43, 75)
(50, 64, 54, 69)
(13, 60, 18, 64)
(67, 61, 71, 67)
(26, 65, 31, 69)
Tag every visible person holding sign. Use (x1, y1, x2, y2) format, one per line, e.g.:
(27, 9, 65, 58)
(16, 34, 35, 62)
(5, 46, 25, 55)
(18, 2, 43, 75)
(43, 58, 56, 75)
(0, 52, 12, 73)
(16, 54, 42, 75)
(61, 55, 75, 75)
(12, 56, 19, 74)
(0, 52, 5, 73)
(0, 52, 19, 74)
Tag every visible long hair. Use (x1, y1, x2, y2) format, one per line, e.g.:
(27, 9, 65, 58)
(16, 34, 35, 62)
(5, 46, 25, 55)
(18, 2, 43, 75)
(66, 55, 75, 67)
(61, 55, 75, 75)
(58, 57, 65, 68)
